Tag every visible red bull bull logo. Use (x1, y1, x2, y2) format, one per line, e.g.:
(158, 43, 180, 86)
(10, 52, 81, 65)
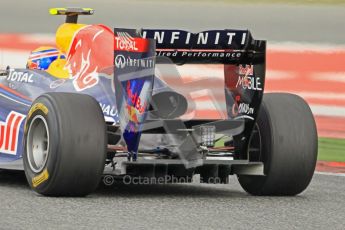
(239, 65, 253, 76)
(126, 80, 148, 115)
(123, 79, 152, 133)
(65, 25, 113, 91)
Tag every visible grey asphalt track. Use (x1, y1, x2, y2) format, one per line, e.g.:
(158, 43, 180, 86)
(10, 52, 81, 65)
(0, 171, 344, 230)
(0, 0, 344, 44)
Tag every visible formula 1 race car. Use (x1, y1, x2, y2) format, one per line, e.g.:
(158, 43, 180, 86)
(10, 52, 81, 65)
(0, 8, 318, 196)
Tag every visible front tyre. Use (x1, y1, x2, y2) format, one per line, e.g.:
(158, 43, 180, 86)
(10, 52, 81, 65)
(238, 93, 318, 196)
(24, 93, 106, 196)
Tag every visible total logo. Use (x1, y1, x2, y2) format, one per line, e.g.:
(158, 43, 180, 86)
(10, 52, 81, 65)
(7, 70, 34, 83)
(114, 55, 154, 69)
(115, 36, 138, 52)
(0, 111, 25, 155)
(236, 75, 262, 91)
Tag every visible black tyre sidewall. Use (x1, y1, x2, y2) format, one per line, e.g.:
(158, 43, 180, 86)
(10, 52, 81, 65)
(23, 93, 106, 196)
(23, 96, 61, 194)
(238, 93, 318, 196)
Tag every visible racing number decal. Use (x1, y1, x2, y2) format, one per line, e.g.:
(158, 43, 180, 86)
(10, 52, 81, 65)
(0, 111, 25, 155)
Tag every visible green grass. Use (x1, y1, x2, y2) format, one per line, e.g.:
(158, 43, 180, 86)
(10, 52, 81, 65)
(215, 137, 345, 162)
(318, 137, 345, 162)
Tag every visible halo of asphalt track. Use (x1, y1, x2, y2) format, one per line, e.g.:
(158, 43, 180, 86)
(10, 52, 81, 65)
(0, 0, 345, 229)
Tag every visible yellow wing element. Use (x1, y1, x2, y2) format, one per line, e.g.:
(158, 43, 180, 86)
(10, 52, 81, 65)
(49, 8, 94, 16)
(49, 8, 67, 15)
(49, 7, 94, 23)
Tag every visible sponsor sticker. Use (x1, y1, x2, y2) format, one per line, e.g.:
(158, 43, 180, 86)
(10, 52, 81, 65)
(32, 169, 49, 188)
(239, 65, 253, 76)
(114, 35, 149, 52)
(49, 79, 66, 89)
(142, 30, 247, 46)
(114, 55, 154, 69)
(99, 103, 118, 117)
(238, 103, 254, 115)
(7, 70, 34, 83)
(232, 102, 255, 117)
(0, 111, 25, 155)
(236, 75, 262, 91)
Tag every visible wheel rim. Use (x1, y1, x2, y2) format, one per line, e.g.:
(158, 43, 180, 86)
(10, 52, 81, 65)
(27, 115, 50, 173)
(248, 123, 262, 161)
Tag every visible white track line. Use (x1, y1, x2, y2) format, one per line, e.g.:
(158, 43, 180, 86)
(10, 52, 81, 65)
(265, 70, 296, 80)
(22, 33, 55, 44)
(266, 91, 345, 100)
(310, 105, 345, 117)
(315, 171, 345, 177)
(312, 72, 345, 83)
(268, 42, 345, 53)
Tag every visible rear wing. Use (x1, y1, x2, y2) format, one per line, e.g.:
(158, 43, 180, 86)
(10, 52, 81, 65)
(141, 29, 266, 65)
(113, 28, 266, 163)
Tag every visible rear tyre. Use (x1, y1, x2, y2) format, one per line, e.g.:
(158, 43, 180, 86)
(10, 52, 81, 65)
(23, 93, 106, 196)
(238, 93, 318, 196)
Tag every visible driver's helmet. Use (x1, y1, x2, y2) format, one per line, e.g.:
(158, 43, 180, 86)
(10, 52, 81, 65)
(27, 46, 65, 70)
